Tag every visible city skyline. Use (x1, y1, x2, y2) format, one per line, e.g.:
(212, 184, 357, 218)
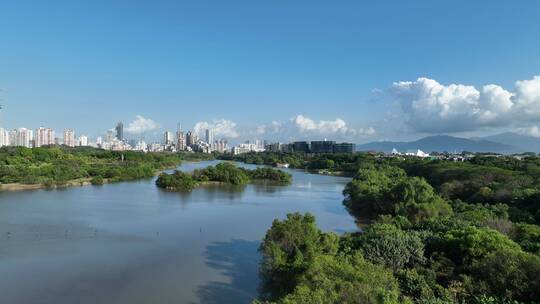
(0, 119, 358, 155)
(1, 1, 540, 143)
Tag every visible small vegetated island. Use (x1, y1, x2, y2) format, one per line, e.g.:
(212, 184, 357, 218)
(155, 162, 292, 192)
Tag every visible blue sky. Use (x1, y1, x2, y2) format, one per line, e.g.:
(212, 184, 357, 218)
(1, 1, 540, 143)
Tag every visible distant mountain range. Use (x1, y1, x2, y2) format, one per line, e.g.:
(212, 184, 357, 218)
(357, 133, 540, 154)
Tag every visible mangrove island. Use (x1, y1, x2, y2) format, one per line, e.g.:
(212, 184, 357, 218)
(155, 162, 292, 192)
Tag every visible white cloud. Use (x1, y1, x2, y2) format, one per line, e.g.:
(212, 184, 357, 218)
(389, 76, 540, 133)
(270, 120, 282, 132)
(517, 125, 540, 138)
(256, 125, 266, 135)
(358, 127, 376, 136)
(194, 119, 239, 138)
(292, 115, 352, 134)
(515, 76, 540, 116)
(249, 115, 374, 141)
(125, 115, 160, 134)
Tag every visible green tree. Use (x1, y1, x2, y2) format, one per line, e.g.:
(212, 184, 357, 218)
(472, 248, 540, 302)
(343, 165, 406, 216)
(393, 177, 453, 224)
(278, 253, 401, 304)
(357, 223, 426, 271)
(259, 213, 339, 300)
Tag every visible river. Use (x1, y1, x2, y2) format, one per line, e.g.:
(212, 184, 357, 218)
(0, 160, 357, 304)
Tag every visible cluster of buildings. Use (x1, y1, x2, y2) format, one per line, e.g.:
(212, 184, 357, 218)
(259, 140, 356, 155)
(0, 127, 88, 148)
(390, 148, 430, 158)
(0, 121, 356, 155)
(172, 127, 229, 153)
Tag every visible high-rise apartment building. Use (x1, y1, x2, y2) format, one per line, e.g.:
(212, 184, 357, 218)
(176, 131, 185, 151)
(106, 130, 115, 143)
(35, 127, 55, 147)
(163, 131, 174, 145)
(63, 129, 76, 147)
(186, 131, 194, 147)
(214, 139, 228, 153)
(0, 128, 9, 147)
(15, 128, 33, 148)
(205, 129, 214, 145)
(78, 135, 88, 146)
(8, 129, 17, 146)
(115, 122, 124, 141)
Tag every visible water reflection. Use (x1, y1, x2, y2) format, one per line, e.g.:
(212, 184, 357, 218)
(195, 239, 260, 304)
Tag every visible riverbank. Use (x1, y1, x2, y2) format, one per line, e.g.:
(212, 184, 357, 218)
(0, 164, 181, 192)
(308, 169, 352, 177)
(0, 177, 107, 192)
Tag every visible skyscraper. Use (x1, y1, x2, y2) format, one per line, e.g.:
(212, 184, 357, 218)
(115, 122, 123, 141)
(63, 129, 76, 147)
(176, 131, 185, 151)
(16, 128, 33, 148)
(205, 129, 214, 145)
(163, 131, 174, 145)
(186, 131, 193, 147)
(106, 130, 114, 143)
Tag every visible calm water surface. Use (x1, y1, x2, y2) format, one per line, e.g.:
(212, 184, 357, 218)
(0, 160, 357, 304)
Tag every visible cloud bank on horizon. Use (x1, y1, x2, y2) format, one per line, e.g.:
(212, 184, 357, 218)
(193, 115, 375, 142)
(125, 115, 160, 134)
(121, 75, 540, 142)
(194, 119, 240, 138)
(390, 75, 540, 136)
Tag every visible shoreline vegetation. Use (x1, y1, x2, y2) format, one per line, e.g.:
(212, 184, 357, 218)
(156, 162, 292, 192)
(218, 151, 363, 177)
(0, 146, 199, 192)
(255, 153, 540, 304)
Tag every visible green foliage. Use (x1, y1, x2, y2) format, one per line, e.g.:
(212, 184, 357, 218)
(156, 162, 292, 192)
(393, 177, 453, 223)
(511, 223, 540, 254)
(259, 210, 540, 303)
(248, 167, 292, 184)
(156, 171, 198, 191)
(90, 175, 104, 185)
(259, 213, 339, 300)
(219, 151, 368, 175)
(344, 164, 451, 223)
(396, 157, 540, 223)
(0, 146, 182, 186)
(430, 226, 521, 267)
(356, 224, 426, 271)
(471, 249, 540, 302)
(278, 253, 401, 304)
(261, 155, 540, 303)
(395, 268, 454, 304)
(342, 164, 406, 216)
(193, 162, 251, 185)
